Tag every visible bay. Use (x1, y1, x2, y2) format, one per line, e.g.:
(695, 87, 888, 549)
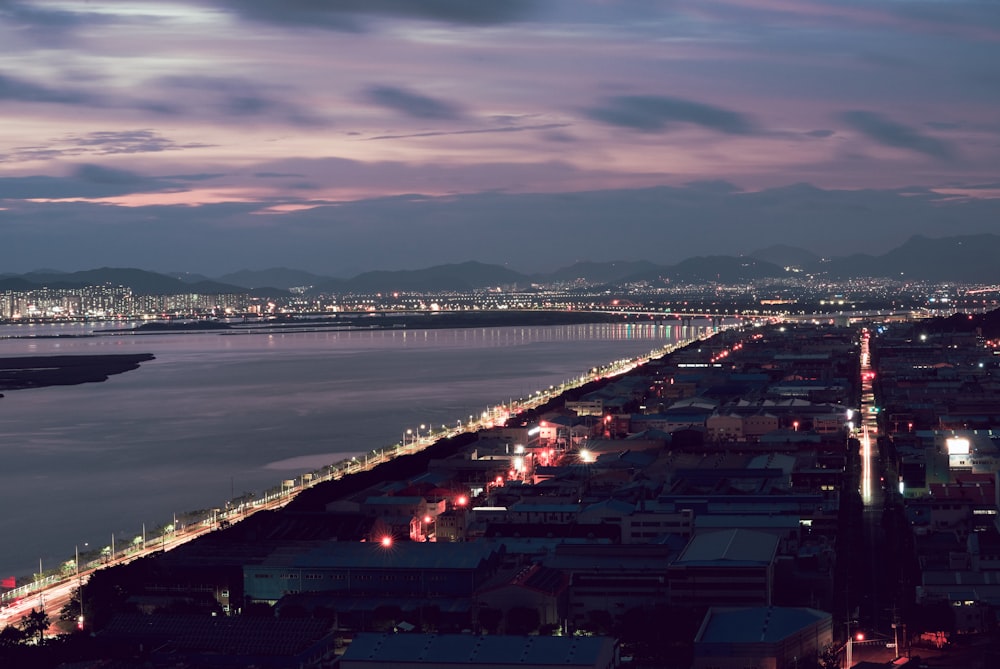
(0, 320, 709, 577)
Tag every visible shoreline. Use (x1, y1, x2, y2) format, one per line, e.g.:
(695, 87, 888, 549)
(0, 322, 719, 603)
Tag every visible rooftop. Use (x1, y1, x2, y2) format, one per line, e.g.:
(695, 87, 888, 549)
(696, 606, 831, 644)
(341, 632, 616, 667)
(675, 529, 779, 565)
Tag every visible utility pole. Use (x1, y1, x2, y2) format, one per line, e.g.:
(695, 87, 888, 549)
(891, 607, 904, 661)
(38, 558, 44, 611)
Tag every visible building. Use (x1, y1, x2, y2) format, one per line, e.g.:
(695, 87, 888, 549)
(243, 541, 503, 605)
(339, 632, 621, 669)
(544, 543, 677, 625)
(692, 606, 833, 669)
(474, 564, 569, 631)
(667, 529, 779, 607)
(96, 613, 339, 669)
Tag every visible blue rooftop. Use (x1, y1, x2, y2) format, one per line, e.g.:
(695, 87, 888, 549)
(341, 633, 616, 666)
(697, 606, 830, 644)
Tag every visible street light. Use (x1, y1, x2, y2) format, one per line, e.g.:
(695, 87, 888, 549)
(75, 543, 87, 631)
(845, 627, 863, 668)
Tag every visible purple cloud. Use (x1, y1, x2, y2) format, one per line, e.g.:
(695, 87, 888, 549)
(364, 85, 465, 120)
(840, 110, 956, 160)
(583, 95, 757, 135)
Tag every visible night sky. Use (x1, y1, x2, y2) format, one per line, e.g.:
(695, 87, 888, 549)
(2, 1, 998, 276)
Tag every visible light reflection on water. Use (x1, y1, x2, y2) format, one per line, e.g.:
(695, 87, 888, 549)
(0, 321, 708, 576)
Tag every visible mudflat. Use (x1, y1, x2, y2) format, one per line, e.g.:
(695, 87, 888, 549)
(0, 353, 155, 391)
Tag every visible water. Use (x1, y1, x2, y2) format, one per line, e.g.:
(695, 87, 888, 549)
(0, 320, 708, 577)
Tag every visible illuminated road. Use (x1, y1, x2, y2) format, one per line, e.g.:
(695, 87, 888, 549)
(859, 329, 879, 508)
(852, 328, 894, 664)
(2, 331, 715, 633)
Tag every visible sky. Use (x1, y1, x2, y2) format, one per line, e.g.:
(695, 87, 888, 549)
(1, 0, 999, 276)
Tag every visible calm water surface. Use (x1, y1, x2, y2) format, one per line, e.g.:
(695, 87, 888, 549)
(0, 321, 708, 577)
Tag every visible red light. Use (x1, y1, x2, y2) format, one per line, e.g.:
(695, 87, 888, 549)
(423, 515, 432, 524)
(456, 495, 468, 506)
(855, 632, 865, 642)
(380, 535, 393, 548)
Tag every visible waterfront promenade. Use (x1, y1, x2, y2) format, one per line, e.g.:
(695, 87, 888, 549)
(0, 330, 713, 630)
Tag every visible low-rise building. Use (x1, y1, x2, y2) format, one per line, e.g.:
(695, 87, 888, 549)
(339, 633, 621, 669)
(692, 606, 833, 669)
(667, 529, 779, 607)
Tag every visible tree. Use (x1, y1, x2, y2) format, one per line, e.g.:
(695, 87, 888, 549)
(59, 586, 84, 628)
(818, 642, 841, 669)
(19, 608, 49, 645)
(0, 624, 26, 649)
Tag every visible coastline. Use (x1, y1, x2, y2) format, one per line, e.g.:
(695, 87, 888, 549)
(0, 319, 717, 600)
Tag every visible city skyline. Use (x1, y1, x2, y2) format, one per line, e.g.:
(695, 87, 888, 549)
(2, 1, 999, 275)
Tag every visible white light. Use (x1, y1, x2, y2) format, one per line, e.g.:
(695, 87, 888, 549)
(946, 437, 970, 455)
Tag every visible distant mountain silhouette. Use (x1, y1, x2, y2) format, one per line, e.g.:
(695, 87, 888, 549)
(663, 256, 786, 282)
(7, 233, 999, 294)
(748, 244, 821, 268)
(542, 260, 663, 284)
(10, 267, 288, 297)
(316, 261, 526, 294)
(821, 234, 1000, 282)
(218, 268, 330, 290)
(0, 276, 40, 291)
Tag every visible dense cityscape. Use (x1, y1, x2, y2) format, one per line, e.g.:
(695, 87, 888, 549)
(2, 270, 1000, 669)
(2, 274, 998, 323)
(3, 0, 1000, 666)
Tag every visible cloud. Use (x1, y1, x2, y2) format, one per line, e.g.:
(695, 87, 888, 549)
(74, 164, 148, 185)
(0, 0, 108, 46)
(4, 182, 1000, 275)
(207, 0, 539, 31)
(0, 72, 96, 104)
(804, 129, 835, 138)
(64, 130, 213, 155)
(926, 121, 962, 131)
(366, 122, 571, 141)
(364, 85, 464, 120)
(2, 130, 213, 164)
(583, 95, 756, 134)
(0, 164, 183, 199)
(840, 110, 956, 160)
(152, 76, 330, 127)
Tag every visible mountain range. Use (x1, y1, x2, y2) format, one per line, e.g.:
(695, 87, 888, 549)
(2, 234, 998, 295)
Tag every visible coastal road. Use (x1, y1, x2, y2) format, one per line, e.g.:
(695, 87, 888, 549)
(1, 333, 705, 633)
